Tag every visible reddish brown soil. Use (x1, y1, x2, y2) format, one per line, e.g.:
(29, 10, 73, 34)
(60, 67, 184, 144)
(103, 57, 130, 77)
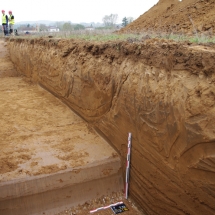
(0, 40, 120, 182)
(0, 39, 145, 215)
(120, 0, 215, 34)
(7, 37, 215, 215)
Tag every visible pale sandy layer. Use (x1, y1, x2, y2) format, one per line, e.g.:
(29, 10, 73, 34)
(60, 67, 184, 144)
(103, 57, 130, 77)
(0, 40, 124, 215)
(0, 40, 118, 182)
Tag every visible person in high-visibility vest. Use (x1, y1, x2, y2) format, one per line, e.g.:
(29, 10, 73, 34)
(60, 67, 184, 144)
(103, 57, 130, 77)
(1, 10, 9, 36)
(8, 10, 15, 35)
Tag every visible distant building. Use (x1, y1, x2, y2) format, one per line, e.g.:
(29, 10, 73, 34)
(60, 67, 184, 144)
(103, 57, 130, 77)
(18, 26, 38, 33)
(85, 27, 94, 31)
(85, 24, 94, 31)
(48, 26, 60, 32)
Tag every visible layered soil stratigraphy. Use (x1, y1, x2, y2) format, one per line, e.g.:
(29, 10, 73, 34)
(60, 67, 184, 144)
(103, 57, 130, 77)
(7, 37, 215, 215)
(0, 40, 124, 215)
(120, 0, 215, 34)
(0, 40, 119, 182)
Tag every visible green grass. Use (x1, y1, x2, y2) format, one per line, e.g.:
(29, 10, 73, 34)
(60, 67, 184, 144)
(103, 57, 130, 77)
(6, 29, 215, 45)
(64, 30, 141, 42)
(166, 33, 215, 44)
(65, 30, 215, 44)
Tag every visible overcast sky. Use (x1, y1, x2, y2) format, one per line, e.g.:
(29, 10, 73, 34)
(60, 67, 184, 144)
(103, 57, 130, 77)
(2, 0, 159, 23)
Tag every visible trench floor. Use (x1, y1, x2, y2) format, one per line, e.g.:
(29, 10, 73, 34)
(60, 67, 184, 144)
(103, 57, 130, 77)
(0, 76, 120, 182)
(0, 39, 118, 182)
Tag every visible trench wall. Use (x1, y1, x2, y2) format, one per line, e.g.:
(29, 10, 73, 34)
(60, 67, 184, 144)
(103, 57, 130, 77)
(8, 38, 215, 215)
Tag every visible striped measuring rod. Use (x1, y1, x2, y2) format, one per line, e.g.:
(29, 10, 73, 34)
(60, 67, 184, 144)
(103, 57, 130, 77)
(125, 132, 132, 199)
(90, 201, 123, 213)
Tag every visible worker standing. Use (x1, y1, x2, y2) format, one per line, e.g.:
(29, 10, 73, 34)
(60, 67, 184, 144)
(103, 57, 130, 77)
(1, 10, 8, 36)
(8, 11, 15, 35)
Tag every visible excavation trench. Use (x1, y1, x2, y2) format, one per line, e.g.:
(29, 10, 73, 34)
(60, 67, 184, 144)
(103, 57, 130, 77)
(2, 37, 215, 215)
(0, 40, 123, 215)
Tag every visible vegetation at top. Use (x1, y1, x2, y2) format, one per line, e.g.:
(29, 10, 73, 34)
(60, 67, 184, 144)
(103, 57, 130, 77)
(48, 30, 215, 45)
(5, 28, 215, 45)
(1, 12, 215, 45)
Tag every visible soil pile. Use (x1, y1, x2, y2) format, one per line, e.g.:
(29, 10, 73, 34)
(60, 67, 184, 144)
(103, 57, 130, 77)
(120, 0, 215, 34)
(7, 37, 215, 215)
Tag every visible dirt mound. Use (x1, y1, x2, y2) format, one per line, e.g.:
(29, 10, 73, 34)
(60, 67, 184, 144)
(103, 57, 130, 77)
(120, 0, 215, 35)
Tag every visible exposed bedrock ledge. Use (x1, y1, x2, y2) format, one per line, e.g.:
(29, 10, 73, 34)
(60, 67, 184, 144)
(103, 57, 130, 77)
(8, 38, 215, 215)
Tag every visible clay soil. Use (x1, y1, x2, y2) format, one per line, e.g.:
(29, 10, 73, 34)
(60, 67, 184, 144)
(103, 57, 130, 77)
(4, 0, 215, 211)
(0, 49, 116, 182)
(0, 40, 145, 214)
(0, 74, 118, 181)
(120, 0, 215, 34)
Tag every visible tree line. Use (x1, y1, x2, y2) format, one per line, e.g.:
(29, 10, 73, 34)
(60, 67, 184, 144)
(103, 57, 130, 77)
(102, 14, 134, 28)
(11, 14, 134, 32)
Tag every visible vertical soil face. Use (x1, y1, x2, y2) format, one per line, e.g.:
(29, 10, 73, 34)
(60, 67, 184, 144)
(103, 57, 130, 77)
(8, 38, 215, 215)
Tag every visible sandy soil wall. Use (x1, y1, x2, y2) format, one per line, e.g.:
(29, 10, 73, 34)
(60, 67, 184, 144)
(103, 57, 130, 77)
(7, 38, 215, 215)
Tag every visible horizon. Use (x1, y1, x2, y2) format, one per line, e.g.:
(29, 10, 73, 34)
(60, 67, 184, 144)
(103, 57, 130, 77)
(2, 0, 159, 23)
(15, 19, 127, 26)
